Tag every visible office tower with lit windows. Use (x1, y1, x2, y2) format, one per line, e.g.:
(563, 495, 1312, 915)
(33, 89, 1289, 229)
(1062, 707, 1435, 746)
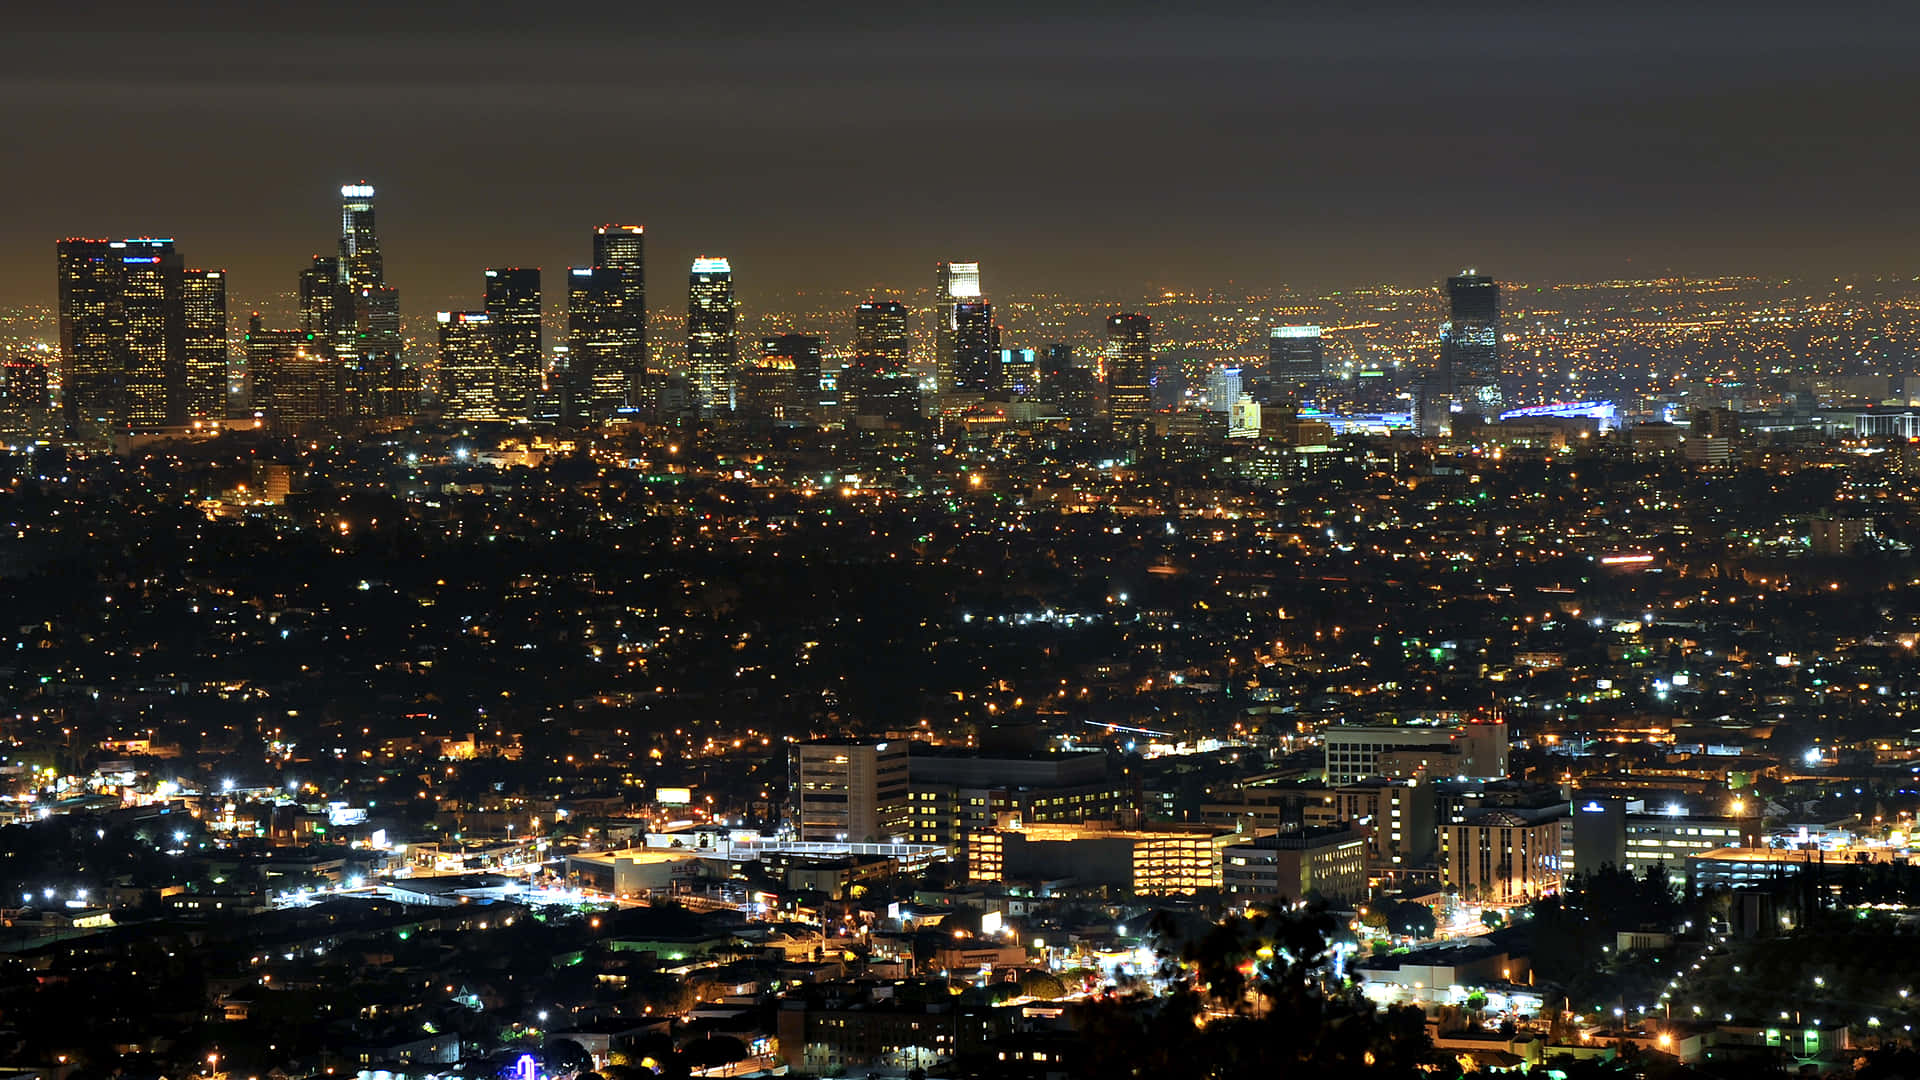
(737, 339, 806, 423)
(999, 347, 1039, 396)
(1207, 366, 1242, 413)
(56, 237, 221, 432)
(1105, 311, 1152, 427)
(56, 238, 124, 432)
(483, 268, 541, 417)
(437, 311, 500, 421)
(246, 314, 333, 430)
(1268, 325, 1324, 381)
(762, 333, 823, 412)
(116, 238, 187, 429)
(1440, 271, 1501, 416)
(847, 299, 912, 418)
(853, 299, 910, 376)
(563, 224, 646, 421)
(796, 739, 910, 843)
(298, 254, 351, 377)
(950, 300, 998, 393)
(687, 256, 737, 411)
(1041, 342, 1098, 424)
(933, 261, 981, 391)
(182, 268, 228, 419)
(335, 183, 410, 417)
(1, 354, 51, 413)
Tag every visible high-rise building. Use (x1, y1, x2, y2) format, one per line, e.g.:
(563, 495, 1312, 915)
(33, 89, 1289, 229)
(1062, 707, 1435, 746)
(1228, 394, 1261, 439)
(181, 269, 228, 420)
(115, 239, 187, 429)
(1041, 343, 1099, 424)
(950, 301, 997, 393)
(1, 354, 51, 412)
(762, 333, 823, 412)
(1268, 325, 1324, 381)
(563, 224, 647, 422)
(298, 255, 351, 357)
(56, 238, 124, 432)
(58, 237, 200, 432)
(338, 183, 384, 285)
(852, 300, 910, 376)
(484, 268, 541, 418)
(847, 300, 913, 418)
(1105, 312, 1152, 428)
(437, 311, 500, 421)
(246, 314, 333, 430)
(687, 256, 737, 411)
(1441, 271, 1501, 416)
(933, 261, 981, 392)
(1207, 366, 1242, 412)
(795, 740, 910, 843)
(998, 347, 1039, 396)
(335, 183, 410, 417)
(737, 353, 801, 423)
(1040, 343, 1074, 390)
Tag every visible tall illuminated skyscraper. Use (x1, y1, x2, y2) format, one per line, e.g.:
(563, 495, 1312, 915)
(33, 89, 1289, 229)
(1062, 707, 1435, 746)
(687, 256, 737, 411)
(762, 333, 823, 408)
(564, 224, 646, 420)
(247, 314, 332, 430)
(1268, 325, 1324, 380)
(484, 268, 541, 417)
(933, 261, 981, 392)
(437, 311, 500, 421)
(1105, 312, 1152, 428)
(56, 238, 124, 432)
(338, 183, 383, 285)
(853, 300, 910, 376)
(56, 237, 207, 432)
(951, 300, 997, 393)
(182, 268, 228, 420)
(335, 183, 409, 417)
(1441, 271, 1501, 416)
(847, 299, 911, 417)
(114, 239, 186, 429)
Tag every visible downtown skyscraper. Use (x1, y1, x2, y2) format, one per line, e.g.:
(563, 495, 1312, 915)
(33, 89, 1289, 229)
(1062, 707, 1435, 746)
(436, 311, 499, 421)
(335, 183, 409, 417)
(181, 269, 228, 420)
(847, 300, 916, 420)
(933, 261, 981, 392)
(1105, 312, 1152, 430)
(57, 237, 226, 433)
(950, 300, 998, 393)
(687, 256, 737, 411)
(1440, 270, 1502, 416)
(565, 224, 646, 421)
(484, 268, 541, 417)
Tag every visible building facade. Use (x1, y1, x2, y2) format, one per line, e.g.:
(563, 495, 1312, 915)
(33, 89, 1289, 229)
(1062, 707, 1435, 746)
(1441, 271, 1500, 417)
(1441, 809, 1561, 903)
(1105, 312, 1151, 429)
(796, 740, 910, 843)
(484, 267, 542, 418)
(1222, 824, 1369, 905)
(687, 256, 737, 411)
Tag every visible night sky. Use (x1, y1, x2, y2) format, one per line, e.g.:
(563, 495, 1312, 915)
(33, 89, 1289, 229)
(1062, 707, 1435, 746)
(5, 1, 1920, 313)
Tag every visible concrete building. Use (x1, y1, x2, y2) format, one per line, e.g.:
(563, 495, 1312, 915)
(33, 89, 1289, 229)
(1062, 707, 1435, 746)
(1569, 794, 1760, 878)
(1221, 824, 1369, 905)
(1329, 778, 1438, 870)
(796, 740, 910, 842)
(968, 822, 1237, 896)
(1322, 720, 1507, 785)
(1440, 807, 1563, 903)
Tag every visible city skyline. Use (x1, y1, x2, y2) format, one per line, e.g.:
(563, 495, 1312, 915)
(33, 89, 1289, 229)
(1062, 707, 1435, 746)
(5, 4, 1920, 311)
